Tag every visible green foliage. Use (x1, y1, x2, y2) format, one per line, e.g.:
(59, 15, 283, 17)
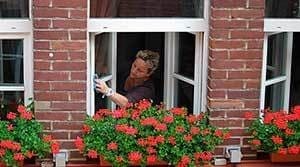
(75, 100, 230, 166)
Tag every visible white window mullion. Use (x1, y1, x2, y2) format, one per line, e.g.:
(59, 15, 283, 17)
(283, 32, 293, 111)
(23, 34, 33, 105)
(260, 34, 269, 112)
(194, 33, 202, 114)
(88, 33, 96, 115)
(110, 32, 117, 109)
(265, 76, 286, 86)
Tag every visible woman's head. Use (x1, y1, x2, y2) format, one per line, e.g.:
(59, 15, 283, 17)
(129, 50, 160, 79)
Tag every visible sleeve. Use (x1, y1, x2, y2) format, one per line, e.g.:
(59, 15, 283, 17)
(125, 85, 154, 104)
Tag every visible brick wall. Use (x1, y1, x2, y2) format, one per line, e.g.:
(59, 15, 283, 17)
(208, 0, 264, 158)
(32, 0, 87, 160)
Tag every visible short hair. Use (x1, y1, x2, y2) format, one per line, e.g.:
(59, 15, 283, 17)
(136, 50, 160, 74)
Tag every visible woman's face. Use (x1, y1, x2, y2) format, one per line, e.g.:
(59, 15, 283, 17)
(129, 58, 151, 79)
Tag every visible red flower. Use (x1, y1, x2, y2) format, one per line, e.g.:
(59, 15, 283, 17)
(116, 156, 123, 162)
(183, 134, 193, 142)
(140, 117, 158, 126)
(113, 108, 128, 119)
(155, 135, 165, 144)
(51, 142, 60, 154)
(190, 127, 200, 135)
(271, 136, 283, 145)
(13, 153, 24, 161)
(0, 149, 5, 157)
(147, 155, 157, 163)
(20, 111, 33, 120)
(163, 115, 174, 124)
(43, 135, 53, 142)
(170, 107, 186, 116)
(146, 147, 156, 154)
(137, 138, 147, 147)
(137, 99, 151, 110)
(154, 123, 167, 131)
(180, 155, 190, 165)
(251, 139, 261, 146)
(26, 151, 35, 158)
(214, 129, 223, 137)
(82, 124, 91, 133)
(128, 151, 142, 162)
(6, 112, 16, 120)
(87, 150, 98, 159)
(186, 115, 197, 124)
(274, 117, 288, 129)
(285, 128, 294, 135)
(75, 136, 85, 152)
(176, 126, 185, 133)
(7, 124, 14, 131)
(107, 142, 118, 150)
(288, 146, 299, 155)
(244, 112, 254, 120)
(17, 105, 27, 113)
(168, 136, 176, 145)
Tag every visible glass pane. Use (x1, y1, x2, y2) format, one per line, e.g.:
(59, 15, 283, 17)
(289, 32, 300, 107)
(0, 91, 24, 120)
(266, 33, 287, 80)
(175, 32, 195, 79)
(90, 0, 204, 18)
(265, 0, 300, 18)
(174, 79, 194, 114)
(0, 0, 29, 18)
(265, 82, 284, 111)
(95, 33, 112, 78)
(0, 39, 23, 85)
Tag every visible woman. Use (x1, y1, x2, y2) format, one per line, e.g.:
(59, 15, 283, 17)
(95, 50, 160, 107)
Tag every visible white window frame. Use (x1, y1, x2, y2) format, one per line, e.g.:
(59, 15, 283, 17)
(87, 0, 209, 115)
(0, 0, 33, 105)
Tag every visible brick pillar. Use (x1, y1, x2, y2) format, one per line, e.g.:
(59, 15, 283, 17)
(208, 0, 264, 158)
(32, 0, 87, 160)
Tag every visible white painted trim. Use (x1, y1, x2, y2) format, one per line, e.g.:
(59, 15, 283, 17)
(194, 33, 202, 114)
(0, 20, 32, 33)
(88, 33, 95, 116)
(283, 32, 293, 111)
(265, 76, 287, 86)
(173, 74, 195, 86)
(164, 33, 173, 109)
(260, 34, 269, 112)
(88, 19, 208, 32)
(264, 19, 300, 32)
(0, 86, 24, 91)
(111, 32, 117, 110)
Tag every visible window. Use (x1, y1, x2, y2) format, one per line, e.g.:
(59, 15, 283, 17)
(0, 0, 32, 117)
(88, 0, 209, 115)
(262, 1, 300, 111)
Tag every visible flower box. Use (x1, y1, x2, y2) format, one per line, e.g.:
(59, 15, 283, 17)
(99, 155, 168, 166)
(0, 160, 23, 167)
(270, 153, 300, 163)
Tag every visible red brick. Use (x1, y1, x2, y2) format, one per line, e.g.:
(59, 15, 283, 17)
(228, 71, 260, 79)
(244, 100, 259, 108)
(60, 141, 77, 149)
(70, 112, 86, 121)
(34, 41, 50, 50)
(209, 60, 244, 69)
(35, 112, 69, 121)
(211, 0, 247, 8)
(230, 129, 249, 136)
(52, 0, 87, 8)
(245, 60, 262, 69)
(209, 100, 244, 109)
(248, 20, 264, 29)
(52, 62, 86, 71)
(222, 138, 241, 145)
(229, 50, 262, 59)
(211, 9, 230, 18)
(210, 50, 229, 59)
(51, 102, 86, 110)
(231, 9, 264, 19)
(70, 131, 83, 139)
(53, 121, 83, 130)
(53, 20, 87, 29)
(210, 40, 245, 49)
(208, 70, 227, 79)
(209, 80, 244, 89)
(34, 82, 50, 90)
(51, 82, 86, 91)
(34, 19, 51, 28)
(70, 31, 87, 40)
(231, 30, 263, 39)
(228, 90, 260, 99)
(247, 40, 263, 49)
(208, 90, 226, 99)
(34, 71, 69, 81)
(244, 80, 260, 89)
(48, 132, 69, 140)
(69, 52, 86, 60)
(209, 110, 226, 118)
(71, 72, 86, 80)
(70, 9, 87, 19)
(34, 31, 68, 40)
(210, 119, 243, 127)
(214, 148, 224, 155)
(34, 8, 68, 18)
(248, 0, 265, 9)
(51, 41, 86, 50)
(70, 92, 85, 100)
(34, 51, 69, 60)
(34, 61, 50, 70)
(39, 121, 51, 130)
(211, 19, 247, 29)
(35, 92, 69, 101)
(210, 29, 229, 39)
(33, 0, 51, 7)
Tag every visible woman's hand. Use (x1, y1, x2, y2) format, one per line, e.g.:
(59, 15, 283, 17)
(95, 79, 109, 95)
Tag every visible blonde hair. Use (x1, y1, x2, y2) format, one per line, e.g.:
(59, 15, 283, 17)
(136, 50, 160, 74)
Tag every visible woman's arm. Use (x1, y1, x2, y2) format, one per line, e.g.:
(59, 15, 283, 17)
(95, 80, 129, 107)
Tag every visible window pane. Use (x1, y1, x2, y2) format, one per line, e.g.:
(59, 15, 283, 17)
(265, 82, 284, 111)
(266, 33, 287, 80)
(0, 91, 24, 120)
(0, 0, 29, 18)
(95, 33, 112, 77)
(90, 0, 204, 18)
(174, 79, 193, 114)
(265, 0, 299, 18)
(0, 39, 23, 85)
(175, 32, 195, 79)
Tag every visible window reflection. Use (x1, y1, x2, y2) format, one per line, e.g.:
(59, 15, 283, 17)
(90, 0, 203, 18)
(265, 0, 300, 18)
(0, 0, 29, 18)
(174, 79, 194, 114)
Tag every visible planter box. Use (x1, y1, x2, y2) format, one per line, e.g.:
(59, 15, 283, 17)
(99, 156, 169, 167)
(0, 161, 23, 167)
(270, 153, 300, 163)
